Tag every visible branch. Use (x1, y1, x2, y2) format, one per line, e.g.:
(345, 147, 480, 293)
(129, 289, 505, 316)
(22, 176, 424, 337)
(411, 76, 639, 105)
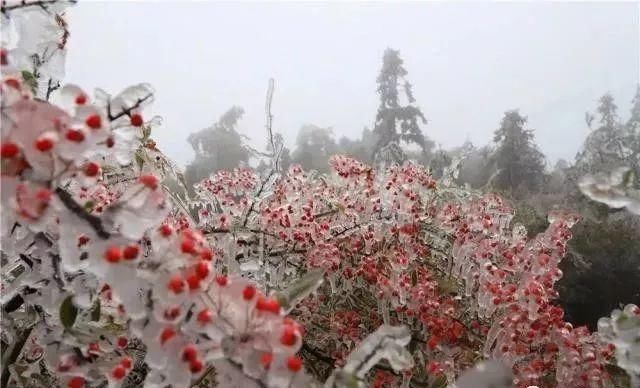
(242, 169, 275, 228)
(313, 209, 339, 219)
(45, 78, 60, 101)
(55, 187, 111, 239)
(1, 0, 76, 14)
(301, 342, 335, 365)
(202, 226, 278, 239)
(0, 326, 33, 388)
(189, 365, 215, 388)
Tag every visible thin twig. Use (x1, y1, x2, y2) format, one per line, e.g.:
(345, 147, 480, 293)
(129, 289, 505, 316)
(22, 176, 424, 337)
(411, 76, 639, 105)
(107, 94, 153, 122)
(1, 0, 76, 13)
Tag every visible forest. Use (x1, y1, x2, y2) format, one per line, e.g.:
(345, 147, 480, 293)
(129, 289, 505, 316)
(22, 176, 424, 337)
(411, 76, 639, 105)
(1, 1, 639, 388)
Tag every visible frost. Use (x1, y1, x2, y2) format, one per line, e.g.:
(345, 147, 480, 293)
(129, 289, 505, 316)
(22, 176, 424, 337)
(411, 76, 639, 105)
(339, 325, 414, 379)
(597, 304, 640, 385)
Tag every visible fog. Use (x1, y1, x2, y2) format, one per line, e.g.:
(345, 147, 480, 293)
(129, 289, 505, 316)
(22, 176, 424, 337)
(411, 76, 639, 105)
(64, 1, 639, 167)
(3, 2, 640, 386)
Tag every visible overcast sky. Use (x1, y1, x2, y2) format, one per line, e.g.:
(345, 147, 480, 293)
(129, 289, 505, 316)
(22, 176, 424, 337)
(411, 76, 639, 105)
(64, 1, 639, 168)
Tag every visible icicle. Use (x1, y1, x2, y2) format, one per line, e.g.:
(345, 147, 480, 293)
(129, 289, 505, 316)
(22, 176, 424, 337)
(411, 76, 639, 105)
(328, 272, 337, 294)
(483, 321, 502, 358)
(378, 298, 390, 325)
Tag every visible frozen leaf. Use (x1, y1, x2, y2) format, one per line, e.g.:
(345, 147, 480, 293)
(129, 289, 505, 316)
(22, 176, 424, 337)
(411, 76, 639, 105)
(274, 268, 325, 313)
(21, 70, 37, 93)
(110, 83, 155, 112)
(59, 295, 78, 329)
(453, 360, 513, 388)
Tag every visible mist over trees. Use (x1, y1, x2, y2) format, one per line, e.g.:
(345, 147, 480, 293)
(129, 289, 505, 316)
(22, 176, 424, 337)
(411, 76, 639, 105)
(183, 48, 640, 333)
(4, 2, 640, 386)
(185, 106, 249, 187)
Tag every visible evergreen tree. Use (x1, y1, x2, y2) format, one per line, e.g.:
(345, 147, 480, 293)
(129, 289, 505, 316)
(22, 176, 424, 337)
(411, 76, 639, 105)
(372, 48, 433, 163)
(574, 93, 627, 178)
(185, 106, 249, 187)
(492, 110, 546, 194)
(596, 93, 619, 129)
(625, 85, 640, 185)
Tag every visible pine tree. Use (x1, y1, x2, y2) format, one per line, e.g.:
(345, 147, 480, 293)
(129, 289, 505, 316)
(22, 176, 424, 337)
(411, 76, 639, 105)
(492, 110, 546, 194)
(597, 93, 619, 129)
(575, 93, 626, 176)
(372, 48, 433, 163)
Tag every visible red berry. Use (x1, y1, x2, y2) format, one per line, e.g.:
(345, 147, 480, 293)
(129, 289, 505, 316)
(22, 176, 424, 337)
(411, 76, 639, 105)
(195, 261, 209, 279)
(199, 249, 214, 261)
(4, 78, 20, 89)
(0, 49, 7, 66)
(35, 137, 54, 152)
(256, 297, 280, 314)
(130, 113, 143, 127)
(215, 275, 228, 287)
(104, 246, 122, 263)
(182, 345, 198, 362)
(242, 285, 256, 301)
(286, 356, 302, 372)
(1, 142, 19, 158)
(280, 326, 297, 346)
(260, 353, 273, 369)
(111, 365, 126, 380)
(189, 359, 203, 373)
(120, 357, 133, 369)
(67, 377, 85, 388)
(35, 188, 52, 202)
(116, 336, 128, 348)
(426, 361, 441, 374)
(164, 306, 181, 320)
(186, 273, 200, 290)
(167, 275, 185, 294)
(159, 327, 175, 345)
(85, 114, 101, 129)
(196, 309, 212, 325)
(427, 335, 439, 350)
(83, 162, 100, 177)
(181, 238, 197, 255)
(75, 94, 87, 105)
(123, 245, 139, 260)
(138, 174, 158, 190)
(106, 136, 115, 148)
(159, 224, 173, 237)
(65, 129, 85, 142)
